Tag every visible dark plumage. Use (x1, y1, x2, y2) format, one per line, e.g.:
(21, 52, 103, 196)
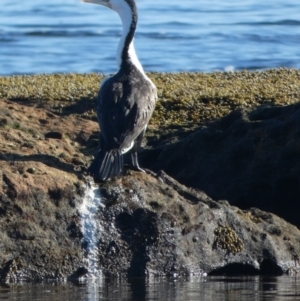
(83, 0, 157, 181)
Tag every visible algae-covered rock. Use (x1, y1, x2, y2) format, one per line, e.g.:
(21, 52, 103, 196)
(1, 69, 300, 126)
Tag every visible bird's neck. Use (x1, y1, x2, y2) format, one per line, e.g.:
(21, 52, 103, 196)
(116, 6, 144, 74)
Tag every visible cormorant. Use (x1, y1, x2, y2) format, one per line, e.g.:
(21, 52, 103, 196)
(82, 0, 157, 181)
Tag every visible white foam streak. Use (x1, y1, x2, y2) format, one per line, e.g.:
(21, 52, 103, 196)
(79, 182, 104, 278)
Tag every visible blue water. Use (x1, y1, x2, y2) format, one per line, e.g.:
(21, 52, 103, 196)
(0, 0, 300, 75)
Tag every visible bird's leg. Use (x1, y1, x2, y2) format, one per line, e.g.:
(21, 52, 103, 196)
(131, 151, 145, 172)
(130, 128, 146, 172)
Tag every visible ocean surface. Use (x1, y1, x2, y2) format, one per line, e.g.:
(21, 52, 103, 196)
(0, 0, 300, 75)
(2, 276, 300, 301)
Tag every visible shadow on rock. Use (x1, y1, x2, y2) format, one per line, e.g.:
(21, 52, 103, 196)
(141, 103, 300, 228)
(115, 208, 159, 277)
(0, 153, 81, 176)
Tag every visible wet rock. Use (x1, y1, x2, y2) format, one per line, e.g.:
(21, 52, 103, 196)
(0, 258, 24, 283)
(91, 171, 300, 277)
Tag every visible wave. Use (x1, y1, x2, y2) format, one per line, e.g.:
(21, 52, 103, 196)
(0, 29, 121, 38)
(231, 19, 300, 26)
(137, 32, 198, 40)
(0, 37, 17, 42)
(2, 29, 199, 40)
(25, 30, 101, 37)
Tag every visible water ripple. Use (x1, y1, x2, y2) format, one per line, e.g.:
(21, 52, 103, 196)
(232, 19, 300, 26)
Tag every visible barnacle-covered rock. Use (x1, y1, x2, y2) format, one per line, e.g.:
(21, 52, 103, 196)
(213, 224, 244, 254)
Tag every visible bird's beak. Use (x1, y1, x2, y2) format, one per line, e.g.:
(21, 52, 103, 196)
(82, 0, 111, 8)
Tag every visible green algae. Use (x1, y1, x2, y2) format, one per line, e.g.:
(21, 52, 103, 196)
(0, 73, 100, 102)
(1, 68, 300, 127)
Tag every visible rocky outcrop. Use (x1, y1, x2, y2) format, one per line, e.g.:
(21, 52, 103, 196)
(142, 103, 300, 228)
(1, 97, 300, 280)
(2, 168, 300, 280)
(0, 99, 91, 281)
(88, 171, 300, 277)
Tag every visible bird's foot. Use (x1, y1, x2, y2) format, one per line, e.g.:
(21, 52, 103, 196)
(143, 168, 157, 177)
(125, 164, 145, 172)
(124, 165, 157, 178)
(132, 165, 146, 173)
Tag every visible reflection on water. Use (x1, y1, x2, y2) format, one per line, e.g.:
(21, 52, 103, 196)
(1, 276, 300, 301)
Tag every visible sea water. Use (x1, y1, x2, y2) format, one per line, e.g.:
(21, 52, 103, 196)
(0, 0, 300, 75)
(1, 276, 300, 301)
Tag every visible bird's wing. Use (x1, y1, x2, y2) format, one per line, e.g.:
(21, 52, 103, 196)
(97, 76, 157, 151)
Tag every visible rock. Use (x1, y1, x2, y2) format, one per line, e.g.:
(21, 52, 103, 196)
(88, 171, 300, 277)
(0, 165, 86, 281)
(45, 131, 63, 139)
(26, 167, 36, 174)
(1, 94, 300, 279)
(0, 97, 94, 281)
(144, 103, 300, 228)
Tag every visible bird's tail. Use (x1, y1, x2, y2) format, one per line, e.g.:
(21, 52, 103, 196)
(87, 149, 124, 182)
